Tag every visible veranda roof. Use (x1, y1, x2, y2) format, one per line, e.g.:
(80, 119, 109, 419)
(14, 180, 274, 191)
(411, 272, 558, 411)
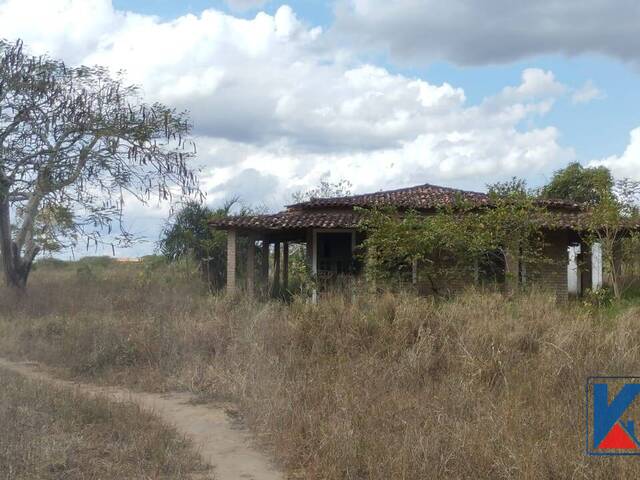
(210, 211, 361, 231)
(209, 182, 590, 232)
(210, 209, 634, 232)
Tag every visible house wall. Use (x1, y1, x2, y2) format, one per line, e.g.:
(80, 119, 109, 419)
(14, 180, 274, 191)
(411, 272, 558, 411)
(527, 230, 570, 301)
(416, 269, 474, 296)
(415, 231, 571, 300)
(306, 221, 573, 300)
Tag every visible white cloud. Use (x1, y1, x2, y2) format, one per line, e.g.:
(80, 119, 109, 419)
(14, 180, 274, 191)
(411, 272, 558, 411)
(589, 128, 640, 179)
(0, 0, 575, 214)
(335, 0, 640, 66)
(0, 0, 131, 62)
(224, 0, 269, 12)
(571, 80, 605, 104)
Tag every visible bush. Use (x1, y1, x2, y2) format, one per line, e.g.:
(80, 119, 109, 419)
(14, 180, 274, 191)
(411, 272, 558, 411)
(583, 286, 614, 310)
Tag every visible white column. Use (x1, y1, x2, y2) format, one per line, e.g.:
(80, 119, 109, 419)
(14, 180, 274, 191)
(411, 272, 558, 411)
(567, 244, 581, 296)
(592, 242, 603, 291)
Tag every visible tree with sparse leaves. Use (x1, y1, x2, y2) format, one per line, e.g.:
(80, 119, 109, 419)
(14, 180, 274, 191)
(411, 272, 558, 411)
(291, 179, 352, 203)
(0, 40, 199, 289)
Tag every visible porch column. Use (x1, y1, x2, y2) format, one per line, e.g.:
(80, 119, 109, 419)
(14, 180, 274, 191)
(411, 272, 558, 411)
(273, 241, 281, 296)
(567, 244, 581, 296)
(246, 234, 256, 296)
(504, 246, 519, 294)
(307, 229, 318, 303)
(260, 240, 270, 296)
(226, 229, 237, 294)
(306, 229, 314, 271)
(592, 242, 603, 291)
(283, 242, 289, 292)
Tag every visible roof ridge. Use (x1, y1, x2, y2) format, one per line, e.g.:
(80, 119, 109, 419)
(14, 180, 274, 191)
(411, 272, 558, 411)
(287, 182, 487, 208)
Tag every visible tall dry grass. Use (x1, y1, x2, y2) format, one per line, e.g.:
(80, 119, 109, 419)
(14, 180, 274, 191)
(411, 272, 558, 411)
(0, 368, 211, 479)
(1, 262, 640, 479)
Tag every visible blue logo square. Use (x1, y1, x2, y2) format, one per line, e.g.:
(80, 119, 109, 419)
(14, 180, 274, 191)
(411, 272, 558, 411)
(586, 376, 640, 456)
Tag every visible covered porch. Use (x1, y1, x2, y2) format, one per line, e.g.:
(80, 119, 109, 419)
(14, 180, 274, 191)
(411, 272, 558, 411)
(214, 211, 362, 297)
(213, 213, 607, 301)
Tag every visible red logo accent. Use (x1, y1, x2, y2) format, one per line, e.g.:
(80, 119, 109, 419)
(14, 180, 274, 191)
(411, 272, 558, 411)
(598, 423, 639, 450)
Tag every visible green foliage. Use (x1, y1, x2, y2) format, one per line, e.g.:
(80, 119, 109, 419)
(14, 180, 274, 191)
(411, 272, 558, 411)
(76, 263, 97, 283)
(158, 200, 262, 290)
(584, 178, 640, 298)
(159, 201, 230, 262)
(33, 257, 69, 270)
(542, 162, 613, 204)
(360, 178, 549, 289)
(19, 203, 77, 254)
(582, 286, 614, 311)
(77, 256, 114, 268)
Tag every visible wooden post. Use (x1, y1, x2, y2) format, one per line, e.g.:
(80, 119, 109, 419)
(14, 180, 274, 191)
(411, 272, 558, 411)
(306, 230, 314, 270)
(283, 242, 289, 292)
(246, 234, 256, 296)
(261, 240, 270, 296)
(226, 229, 237, 294)
(307, 229, 317, 303)
(273, 241, 281, 296)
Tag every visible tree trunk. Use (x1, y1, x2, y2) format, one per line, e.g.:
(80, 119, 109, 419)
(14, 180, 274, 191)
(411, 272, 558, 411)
(0, 197, 34, 290)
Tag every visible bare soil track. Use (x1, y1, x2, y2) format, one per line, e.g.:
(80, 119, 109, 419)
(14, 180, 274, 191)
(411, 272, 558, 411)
(0, 358, 284, 480)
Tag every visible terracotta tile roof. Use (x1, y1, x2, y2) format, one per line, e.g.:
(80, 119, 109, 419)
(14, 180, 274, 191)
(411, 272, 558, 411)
(209, 209, 605, 232)
(210, 183, 591, 232)
(210, 211, 362, 230)
(286, 183, 583, 211)
(541, 212, 640, 231)
(287, 183, 490, 210)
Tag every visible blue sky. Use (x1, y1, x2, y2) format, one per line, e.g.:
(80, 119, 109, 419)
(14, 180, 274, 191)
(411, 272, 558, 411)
(112, 0, 334, 24)
(2, 0, 639, 257)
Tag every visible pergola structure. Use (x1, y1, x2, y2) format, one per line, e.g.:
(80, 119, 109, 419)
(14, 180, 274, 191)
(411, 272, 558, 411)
(210, 182, 611, 300)
(213, 210, 361, 297)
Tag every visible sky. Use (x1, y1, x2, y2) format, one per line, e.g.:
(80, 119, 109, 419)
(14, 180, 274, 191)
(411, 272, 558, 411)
(1, 0, 640, 257)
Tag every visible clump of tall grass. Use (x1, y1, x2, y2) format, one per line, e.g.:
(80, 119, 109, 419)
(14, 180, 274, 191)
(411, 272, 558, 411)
(2, 265, 640, 478)
(0, 369, 211, 479)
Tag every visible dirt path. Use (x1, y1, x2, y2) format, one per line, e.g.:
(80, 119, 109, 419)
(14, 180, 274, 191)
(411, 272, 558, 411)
(0, 358, 284, 480)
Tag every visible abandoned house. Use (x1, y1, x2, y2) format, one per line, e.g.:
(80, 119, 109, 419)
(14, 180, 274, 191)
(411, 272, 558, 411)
(210, 182, 611, 300)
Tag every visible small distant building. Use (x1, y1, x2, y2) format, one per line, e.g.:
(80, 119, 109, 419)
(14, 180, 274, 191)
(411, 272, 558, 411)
(114, 257, 142, 263)
(210, 182, 613, 300)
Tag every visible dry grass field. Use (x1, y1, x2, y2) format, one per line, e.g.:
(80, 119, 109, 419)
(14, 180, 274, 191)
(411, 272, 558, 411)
(2, 258, 640, 479)
(0, 368, 211, 479)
